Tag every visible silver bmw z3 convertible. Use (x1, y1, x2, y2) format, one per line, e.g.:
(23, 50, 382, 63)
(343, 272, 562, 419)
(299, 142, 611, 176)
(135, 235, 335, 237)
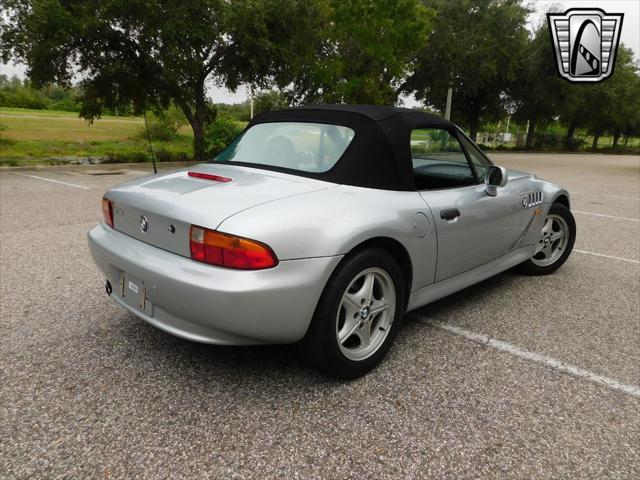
(89, 104, 576, 378)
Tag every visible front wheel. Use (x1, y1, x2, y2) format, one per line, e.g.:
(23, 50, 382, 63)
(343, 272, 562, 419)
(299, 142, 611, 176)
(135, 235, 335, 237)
(299, 248, 406, 379)
(518, 202, 576, 275)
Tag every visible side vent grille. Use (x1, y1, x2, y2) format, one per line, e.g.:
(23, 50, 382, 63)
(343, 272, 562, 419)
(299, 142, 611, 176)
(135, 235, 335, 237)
(525, 191, 543, 208)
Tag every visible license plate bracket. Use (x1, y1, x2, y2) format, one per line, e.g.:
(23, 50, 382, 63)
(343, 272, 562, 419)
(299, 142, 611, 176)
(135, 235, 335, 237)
(118, 271, 154, 316)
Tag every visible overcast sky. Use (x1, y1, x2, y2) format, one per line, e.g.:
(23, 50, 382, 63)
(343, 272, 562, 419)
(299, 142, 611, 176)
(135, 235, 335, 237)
(1, 0, 638, 106)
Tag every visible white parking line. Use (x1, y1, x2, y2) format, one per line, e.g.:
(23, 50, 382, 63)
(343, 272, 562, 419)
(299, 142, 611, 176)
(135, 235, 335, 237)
(15, 173, 90, 190)
(574, 249, 640, 264)
(415, 318, 640, 399)
(571, 192, 639, 201)
(603, 194, 639, 201)
(573, 210, 640, 222)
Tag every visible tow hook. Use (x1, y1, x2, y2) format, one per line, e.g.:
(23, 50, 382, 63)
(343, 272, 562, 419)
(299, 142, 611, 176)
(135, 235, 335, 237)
(105, 280, 113, 296)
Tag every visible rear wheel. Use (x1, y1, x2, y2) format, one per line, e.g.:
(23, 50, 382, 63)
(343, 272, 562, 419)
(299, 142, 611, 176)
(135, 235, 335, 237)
(300, 248, 405, 379)
(518, 203, 576, 275)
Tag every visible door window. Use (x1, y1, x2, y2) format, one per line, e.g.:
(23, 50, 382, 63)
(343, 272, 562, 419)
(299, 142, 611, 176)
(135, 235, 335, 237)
(411, 128, 476, 190)
(458, 132, 491, 182)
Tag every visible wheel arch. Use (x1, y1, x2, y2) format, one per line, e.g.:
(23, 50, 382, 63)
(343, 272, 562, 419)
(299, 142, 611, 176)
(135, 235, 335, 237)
(337, 236, 413, 310)
(553, 193, 571, 209)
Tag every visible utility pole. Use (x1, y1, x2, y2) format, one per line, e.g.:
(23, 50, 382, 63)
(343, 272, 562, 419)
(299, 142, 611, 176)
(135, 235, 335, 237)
(249, 85, 255, 119)
(444, 85, 453, 120)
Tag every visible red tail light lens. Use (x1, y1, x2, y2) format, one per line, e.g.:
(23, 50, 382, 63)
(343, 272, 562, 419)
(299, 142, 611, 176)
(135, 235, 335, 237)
(102, 197, 114, 228)
(189, 226, 278, 270)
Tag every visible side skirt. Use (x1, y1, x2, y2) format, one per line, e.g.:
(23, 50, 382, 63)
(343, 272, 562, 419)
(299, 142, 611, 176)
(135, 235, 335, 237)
(406, 246, 535, 311)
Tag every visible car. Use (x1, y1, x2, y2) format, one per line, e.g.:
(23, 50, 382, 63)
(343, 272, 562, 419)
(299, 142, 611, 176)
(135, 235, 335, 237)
(88, 104, 576, 378)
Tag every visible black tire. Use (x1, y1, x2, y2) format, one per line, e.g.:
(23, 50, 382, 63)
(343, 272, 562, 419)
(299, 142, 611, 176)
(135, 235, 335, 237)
(518, 202, 576, 276)
(299, 248, 406, 379)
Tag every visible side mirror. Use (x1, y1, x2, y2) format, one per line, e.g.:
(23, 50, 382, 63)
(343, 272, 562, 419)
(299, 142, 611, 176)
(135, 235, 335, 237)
(484, 165, 508, 197)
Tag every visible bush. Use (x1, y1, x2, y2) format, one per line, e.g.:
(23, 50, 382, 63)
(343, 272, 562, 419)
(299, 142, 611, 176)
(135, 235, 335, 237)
(101, 152, 149, 164)
(99, 149, 193, 164)
(143, 120, 177, 141)
(3, 87, 50, 109)
(153, 149, 191, 162)
(49, 97, 81, 112)
(155, 149, 172, 162)
(564, 136, 587, 151)
(532, 133, 564, 150)
(203, 115, 244, 158)
(140, 106, 188, 141)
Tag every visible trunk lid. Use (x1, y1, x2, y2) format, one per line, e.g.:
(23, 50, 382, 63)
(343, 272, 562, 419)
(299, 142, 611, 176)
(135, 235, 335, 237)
(106, 164, 334, 257)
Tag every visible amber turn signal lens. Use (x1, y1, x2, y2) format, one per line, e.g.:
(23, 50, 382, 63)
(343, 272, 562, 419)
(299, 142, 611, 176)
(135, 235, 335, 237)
(189, 225, 278, 270)
(102, 197, 114, 228)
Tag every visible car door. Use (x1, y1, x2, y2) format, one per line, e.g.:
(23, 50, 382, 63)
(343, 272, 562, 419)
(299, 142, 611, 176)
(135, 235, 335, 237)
(412, 127, 523, 282)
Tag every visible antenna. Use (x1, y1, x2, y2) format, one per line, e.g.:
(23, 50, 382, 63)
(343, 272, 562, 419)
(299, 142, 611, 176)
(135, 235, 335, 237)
(143, 109, 158, 174)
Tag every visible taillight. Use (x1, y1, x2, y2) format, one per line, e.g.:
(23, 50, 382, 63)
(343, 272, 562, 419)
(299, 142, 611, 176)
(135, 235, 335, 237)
(188, 171, 232, 182)
(189, 226, 278, 270)
(102, 197, 114, 228)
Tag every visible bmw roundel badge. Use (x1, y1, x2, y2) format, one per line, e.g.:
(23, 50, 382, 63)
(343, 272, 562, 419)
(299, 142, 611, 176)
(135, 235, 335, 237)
(140, 215, 149, 233)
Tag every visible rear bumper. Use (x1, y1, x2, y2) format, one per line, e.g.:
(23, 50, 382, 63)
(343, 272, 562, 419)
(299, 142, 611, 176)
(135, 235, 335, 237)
(88, 223, 342, 345)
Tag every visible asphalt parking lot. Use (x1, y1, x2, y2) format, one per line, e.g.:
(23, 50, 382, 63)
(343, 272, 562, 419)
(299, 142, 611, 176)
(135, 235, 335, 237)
(1, 153, 639, 479)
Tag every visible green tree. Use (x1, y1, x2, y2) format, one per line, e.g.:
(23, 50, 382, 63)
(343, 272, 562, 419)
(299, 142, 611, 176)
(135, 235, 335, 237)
(290, 0, 432, 104)
(404, 0, 530, 140)
(143, 105, 189, 141)
(254, 90, 288, 115)
(598, 47, 640, 148)
(0, 75, 50, 109)
(215, 102, 251, 122)
(1, 0, 324, 159)
(558, 46, 640, 149)
(615, 75, 640, 147)
(203, 115, 244, 157)
(509, 23, 565, 149)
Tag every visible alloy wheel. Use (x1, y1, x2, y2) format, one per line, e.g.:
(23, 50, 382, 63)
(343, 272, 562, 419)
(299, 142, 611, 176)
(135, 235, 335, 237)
(335, 267, 396, 361)
(532, 213, 569, 267)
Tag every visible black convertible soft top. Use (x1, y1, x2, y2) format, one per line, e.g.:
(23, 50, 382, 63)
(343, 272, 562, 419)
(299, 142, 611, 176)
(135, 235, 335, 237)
(246, 104, 461, 191)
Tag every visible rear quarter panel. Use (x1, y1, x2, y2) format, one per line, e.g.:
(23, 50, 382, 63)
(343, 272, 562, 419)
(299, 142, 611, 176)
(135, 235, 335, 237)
(218, 186, 438, 292)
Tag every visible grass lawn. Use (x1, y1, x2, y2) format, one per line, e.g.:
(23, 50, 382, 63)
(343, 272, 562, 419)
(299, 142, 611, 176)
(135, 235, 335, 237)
(0, 107, 193, 165)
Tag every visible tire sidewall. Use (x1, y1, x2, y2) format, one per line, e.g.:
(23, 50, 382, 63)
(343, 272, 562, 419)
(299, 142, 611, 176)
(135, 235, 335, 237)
(522, 203, 576, 275)
(310, 248, 406, 378)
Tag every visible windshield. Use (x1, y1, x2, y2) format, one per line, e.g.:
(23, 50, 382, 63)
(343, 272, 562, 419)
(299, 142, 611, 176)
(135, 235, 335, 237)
(212, 122, 355, 173)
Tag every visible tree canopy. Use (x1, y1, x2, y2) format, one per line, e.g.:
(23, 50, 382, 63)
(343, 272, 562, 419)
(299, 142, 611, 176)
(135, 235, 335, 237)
(1, 0, 324, 159)
(1, 0, 639, 154)
(403, 0, 530, 140)
(557, 46, 640, 149)
(289, 0, 432, 105)
(508, 22, 566, 148)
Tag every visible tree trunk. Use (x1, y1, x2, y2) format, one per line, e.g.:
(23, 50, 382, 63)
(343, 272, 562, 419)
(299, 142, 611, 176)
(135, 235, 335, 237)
(612, 132, 621, 147)
(192, 85, 209, 161)
(469, 118, 480, 142)
(525, 119, 537, 149)
(175, 77, 209, 161)
(192, 118, 206, 160)
(624, 135, 629, 148)
(591, 130, 601, 150)
(566, 122, 577, 150)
